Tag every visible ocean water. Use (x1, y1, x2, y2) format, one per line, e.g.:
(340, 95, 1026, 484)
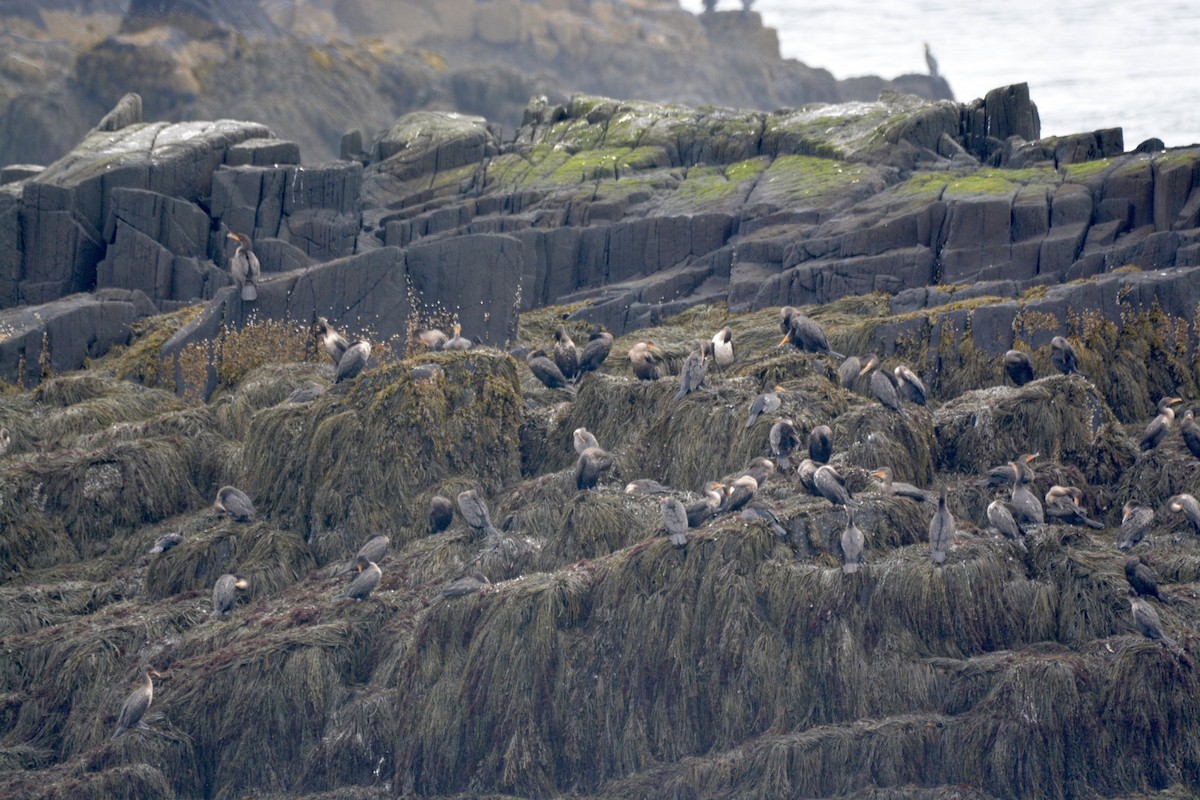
(679, 0, 1200, 149)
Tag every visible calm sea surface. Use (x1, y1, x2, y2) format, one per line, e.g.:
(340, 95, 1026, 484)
(679, 0, 1200, 148)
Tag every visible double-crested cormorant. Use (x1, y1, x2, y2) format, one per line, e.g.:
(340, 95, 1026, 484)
(573, 427, 600, 454)
(796, 459, 819, 495)
(893, 365, 927, 406)
(429, 495, 454, 533)
(457, 490, 500, 537)
(226, 232, 260, 301)
(842, 507, 864, 574)
(1126, 556, 1169, 604)
(1050, 336, 1078, 375)
(553, 325, 580, 382)
(987, 499, 1026, 551)
(352, 535, 389, 566)
(871, 467, 935, 503)
(1044, 485, 1104, 528)
(1119, 502, 1154, 550)
(1140, 397, 1182, 451)
(575, 446, 615, 490)
(674, 341, 710, 401)
(444, 323, 473, 351)
(111, 666, 162, 739)
(1130, 591, 1176, 647)
(975, 452, 1039, 488)
(578, 326, 613, 374)
(858, 356, 906, 416)
(779, 306, 843, 358)
(1009, 462, 1044, 527)
(929, 485, 954, 564)
(1168, 494, 1200, 533)
(527, 349, 569, 389)
(628, 341, 662, 381)
(710, 326, 735, 371)
(1180, 410, 1200, 459)
(814, 464, 858, 507)
(1004, 350, 1035, 386)
(440, 569, 490, 598)
(335, 555, 381, 601)
(417, 328, 449, 351)
(808, 424, 833, 464)
(0, 426, 9, 457)
(721, 475, 758, 513)
(625, 478, 673, 495)
(924, 42, 939, 78)
(214, 486, 255, 523)
(769, 418, 799, 469)
(741, 503, 788, 538)
(686, 482, 725, 527)
(286, 381, 326, 403)
(148, 531, 183, 554)
(335, 340, 371, 383)
(745, 383, 783, 428)
(316, 317, 349, 364)
(211, 574, 250, 616)
(740, 457, 775, 487)
(838, 355, 863, 391)
(662, 496, 690, 547)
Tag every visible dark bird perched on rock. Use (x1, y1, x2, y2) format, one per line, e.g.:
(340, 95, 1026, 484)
(553, 324, 580, 382)
(841, 507, 865, 574)
(335, 339, 371, 383)
(769, 418, 799, 469)
(796, 459, 820, 495)
(1050, 336, 1078, 375)
(417, 328, 449, 351)
(975, 452, 1039, 488)
(444, 323, 473, 351)
(214, 486, 255, 522)
(429, 495, 454, 534)
(1004, 350, 1035, 386)
(148, 531, 182, 554)
(720, 475, 758, 514)
(211, 574, 250, 616)
(674, 341, 710, 401)
(111, 666, 161, 739)
(808, 424, 833, 464)
(1129, 591, 1177, 648)
(226, 231, 260, 301)
(814, 464, 858, 508)
(893, 365, 927, 406)
(1140, 396, 1182, 451)
(779, 306, 843, 358)
(838, 355, 863, 391)
(286, 381, 326, 403)
(440, 569, 490, 599)
(741, 503, 788, 538)
(457, 490, 500, 537)
(625, 479, 672, 495)
(1126, 556, 1169, 604)
(739, 457, 775, 487)
(710, 326, 735, 372)
(1044, 485, 1104, 529)
(1180, 410, 1200, 459)
(0, 426, 8, 457)
(987, 499, 1026, 551)
(929, 486, 954, 564)
(871, 467, 935, 503)
(573, 427, 600, 454)
(858, 356, 907, 416)
(526, 349, 569, 389)
(686, 482, 725, 527)
(628, 341, 663, 381)
(578, 326, 613, 374)
(575, 446, 615, 490)
(315, 317, 349, 364)
(1168, 494, 1200, 533)
(335, 555, 381, 601)
(350, 535, 389, 568)
(662, 496, 690, 548)
(745, 383, 783, 428)
(1119, 502, 1154, 550)
(1009, 462, 1044, 528)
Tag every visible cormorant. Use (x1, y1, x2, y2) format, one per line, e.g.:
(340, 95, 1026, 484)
(1168, 494, 1200, 533)
(739, 457, 776, 487)
(578, 326, 613, 374)
(316, 317, 348, 364)
(417, 328, 449, 351)
(858, 356, 906, 416)
(893, 365, 927, 406)
(741, 503, 788, 538)
(808, 424, 833, 464)
(1050, 336, 1078, 375)
(226, 231, 260, 301)
(575, 446, 615, 490)
(686, 482, 725, 527)
(924, 42, 939, 78)
(214, 486, 255, 523)
(769, 418, 799, 469)
(351, 535, 389, 567)
(573, 427, 600, 454)
(871, 467, 935, 503)
(710, 326, 735, 372)
(1125, 556, 1169, 604)
(335, 339, 371, 384)
(443, 323, 472, 351)
(838, 355, 863, 391)
(1044, 485, 1104, 529)
(111, 666, 161, 739)
(796, 458, 819, 495)
(745, 383, 783, 428)
(929, 485, 954, 564)
(0, 426, 8, 457)
(1180, 410, 1200, 459)
(624, 479, 673, 495)
(1118, 502, 1154, 550)
(553, 324, 580, 382)
(1004, 350, 1035, 386)
(814, 464, 858, 507)
(286, 381, 326, 403)
(1009, 462, 1044, 527)
(148, 531, 182, 554)
(841, 507, 864, 574)
(662, 496, 690, 547)
(1140, 397, 1182, 451)
(628, 341, 662, 381)
(335, 555, 381, 601)
(527, 349, 569, 389)
(457, 490, 500, 537)
(440, 569, 490, 599)
(429, 495, 454, 534)
(720, 475, 758, 513)
(1130, 591, 1176, 647)
(779, 306, 843, 358)
(987, 499, 1026, 550)
(975, 453, 1039, 488)
(211, 574, 250, 616)
(674, 341, 710, 401)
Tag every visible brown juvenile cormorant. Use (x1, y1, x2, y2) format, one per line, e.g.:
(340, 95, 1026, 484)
(662, 496, 690, 547)
(929, 485, 954, 564)
(457, 490, 500, 537)
(814, 464, 858, 507)
(769, 418, 799, 469)
(720, 475, 758, 514)
(779, 306, 843, 358)
(686, 482, 725, 527)
(624, 479, 672, 495)
(578, 326, 614, 374)
(987, 499, 1026, 551)
(573, 427, 600, 454)
(214, 486, 255, 523)
(674, 341, 710, 401)
(440, 569, 491, 599)
(148, 531, 183, 554)
(443, 323, 473, 351)
(211, 574, 250, 616)
(553, 324, 581, 382)
(871, 467, 935, 503)
(527, 349, 569, 389)
(335, 555, 381, 601)
(710, 326, 735, 372)
(841, 507, 865, 574)
(226, 232, 261, 301)
(1129, 591, 1176, 647)
(1180, 410, 1200, 459)
(1004, 350, 1035, 386)
(575, 446, 615, 490)
(1118, 502, 1154, 550)
(316, 317, 349, 364)
(796, 459, 819, 495)
(858, 356, 907, 416)
(1168, 494, 1200, 533)
(808, 424, 833, 464)
(1125, 556, 1169, 604)
(628, 341, 662, 381)
(745, 383, 783, 428)
(286, 381, 326, 403)
(1044, 485, 1104, 529)
(429, 495, 454, 534)
(739, 457, 775, 487)
(1050, 336, 1078, 375)
(335, 339, 371, 383)
(417, 328, 449, 351)
(1009, 462, 1044, 527)
(1140, 397, 1182, 451)
(893, 365, 927, 407)
(111, 666, 162, 739)
(975, 453, 1039, 488)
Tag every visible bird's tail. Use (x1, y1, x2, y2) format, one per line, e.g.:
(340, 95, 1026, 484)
(670, 532, 688, 548)
(241, 282, 258, 302)
(745, 413, 758, 429)
(931, 549, 946, 564)
(828, 349, 845, 360)
(843, 562, 859, 574)
(1083, 517, 1104, 529)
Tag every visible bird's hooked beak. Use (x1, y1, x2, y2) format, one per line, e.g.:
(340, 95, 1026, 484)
(857, 357, 878, 376)
(1023, 452, 1039, 463)
(777, 332, 791, 348)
